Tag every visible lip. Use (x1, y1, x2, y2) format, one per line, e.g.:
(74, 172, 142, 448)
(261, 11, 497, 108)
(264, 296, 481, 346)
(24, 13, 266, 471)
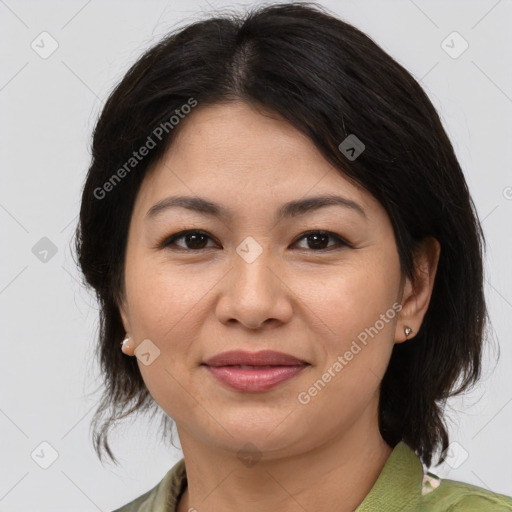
(202, 350, 308, 367)
(201, 350, 310, 393)
(203, 365, 308, 392)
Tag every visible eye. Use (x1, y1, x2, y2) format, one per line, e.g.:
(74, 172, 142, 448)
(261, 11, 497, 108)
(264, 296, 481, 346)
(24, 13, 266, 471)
(159, 229, 350, 252)
(292, 230, 349, 251)
(160, 230, 217, 251)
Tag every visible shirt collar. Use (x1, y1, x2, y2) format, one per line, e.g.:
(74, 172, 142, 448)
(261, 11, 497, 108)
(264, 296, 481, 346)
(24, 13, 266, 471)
(355, 441, 425, 511)
(151, 457, 187, 511)
(151, 441, 424, 511)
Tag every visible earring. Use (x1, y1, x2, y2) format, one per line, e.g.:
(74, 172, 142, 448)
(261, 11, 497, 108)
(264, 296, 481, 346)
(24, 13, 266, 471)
(121, 336, 131, 349)
(404, 326, 412, 337)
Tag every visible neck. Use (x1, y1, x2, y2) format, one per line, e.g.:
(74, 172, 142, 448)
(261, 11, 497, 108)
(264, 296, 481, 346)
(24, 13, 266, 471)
(176, 407, 393, 512)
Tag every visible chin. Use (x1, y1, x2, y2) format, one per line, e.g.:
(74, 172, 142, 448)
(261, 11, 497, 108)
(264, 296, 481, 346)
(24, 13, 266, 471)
(208, 420, 305, 455)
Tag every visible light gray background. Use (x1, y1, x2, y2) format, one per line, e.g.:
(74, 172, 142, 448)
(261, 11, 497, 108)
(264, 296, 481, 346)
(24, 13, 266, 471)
(1, 0, 511, 510)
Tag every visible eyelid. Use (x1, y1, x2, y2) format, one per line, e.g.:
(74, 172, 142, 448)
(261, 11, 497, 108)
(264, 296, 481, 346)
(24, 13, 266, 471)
(291, 229, 351, 249)
(158, 229, 217, 250)
(158, 229, 352, 251)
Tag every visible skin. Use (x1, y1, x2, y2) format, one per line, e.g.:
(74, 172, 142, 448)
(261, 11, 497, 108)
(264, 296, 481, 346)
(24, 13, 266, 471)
(119, 101, 440, 512)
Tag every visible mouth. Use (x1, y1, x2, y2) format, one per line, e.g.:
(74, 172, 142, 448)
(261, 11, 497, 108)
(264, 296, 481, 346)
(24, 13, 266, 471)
(200, 350, 310, 392)
(211, 365, 299, 369)
(202, 365, 309, 392)
(202, 349, 309, 367)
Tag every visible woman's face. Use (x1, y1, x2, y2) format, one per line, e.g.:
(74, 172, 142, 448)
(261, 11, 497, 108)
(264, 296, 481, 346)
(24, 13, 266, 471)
(119, 101, 410, 459)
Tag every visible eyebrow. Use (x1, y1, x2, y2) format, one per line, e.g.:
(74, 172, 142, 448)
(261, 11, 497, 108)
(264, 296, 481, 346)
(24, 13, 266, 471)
(145, 194, 367, 222)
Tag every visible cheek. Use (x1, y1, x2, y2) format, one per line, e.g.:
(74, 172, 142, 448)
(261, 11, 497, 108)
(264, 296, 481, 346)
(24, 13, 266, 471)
(303, 256, 399, 365)
(124, 256, 216, 339)
(295, 267, 399, 424)
(124, 261, 205, 412)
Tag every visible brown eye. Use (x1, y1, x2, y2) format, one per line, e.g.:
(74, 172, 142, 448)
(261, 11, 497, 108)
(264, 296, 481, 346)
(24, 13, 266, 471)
(292, 230, 349, 251)
(160, 229, 350, 252)
(161, 230, 216, 250)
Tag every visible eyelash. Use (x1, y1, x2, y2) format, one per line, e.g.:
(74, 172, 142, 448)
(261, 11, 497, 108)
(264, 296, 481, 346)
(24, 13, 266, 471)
(158, 229, 352, 252)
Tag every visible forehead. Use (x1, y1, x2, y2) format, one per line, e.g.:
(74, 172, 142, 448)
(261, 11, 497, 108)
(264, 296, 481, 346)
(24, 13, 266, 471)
(133, 101, 381, 222)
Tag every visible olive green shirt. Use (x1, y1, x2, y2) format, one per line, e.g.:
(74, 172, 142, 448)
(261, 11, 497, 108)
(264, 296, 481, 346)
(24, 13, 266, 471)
(111, 441, 512, 511)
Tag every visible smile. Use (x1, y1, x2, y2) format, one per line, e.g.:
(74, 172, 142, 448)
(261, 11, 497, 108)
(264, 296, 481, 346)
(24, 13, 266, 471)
(203, 364, 309, 392)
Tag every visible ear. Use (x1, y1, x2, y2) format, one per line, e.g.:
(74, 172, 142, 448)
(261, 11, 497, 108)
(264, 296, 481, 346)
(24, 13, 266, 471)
(394, 237, 441, 344)
(118, 294, 135, 356)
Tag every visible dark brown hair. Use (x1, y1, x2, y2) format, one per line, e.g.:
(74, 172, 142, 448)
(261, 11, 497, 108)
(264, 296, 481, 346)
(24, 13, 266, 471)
(75, 1, 491, 468)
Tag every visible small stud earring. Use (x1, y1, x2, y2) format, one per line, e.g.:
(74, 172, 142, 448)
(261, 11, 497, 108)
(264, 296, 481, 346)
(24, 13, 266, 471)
(404, 326, 412, 337)
(121, 336, 131, 349)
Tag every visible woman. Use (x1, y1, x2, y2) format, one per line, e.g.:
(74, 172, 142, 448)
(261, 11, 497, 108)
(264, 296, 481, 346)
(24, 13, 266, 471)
(75, 2, 512, 511)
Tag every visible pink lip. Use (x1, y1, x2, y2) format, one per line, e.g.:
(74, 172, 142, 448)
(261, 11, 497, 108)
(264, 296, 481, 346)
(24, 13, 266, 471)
(202, 349, 308, 367)
(203, 365, 308, 392)
(201, 350, 310, 393)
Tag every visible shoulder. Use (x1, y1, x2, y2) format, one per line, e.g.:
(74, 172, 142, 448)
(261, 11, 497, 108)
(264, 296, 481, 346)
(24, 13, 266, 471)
(110, 486, 155, 512)
(421, 474, 512, 511)
(109, 458, 187, 512)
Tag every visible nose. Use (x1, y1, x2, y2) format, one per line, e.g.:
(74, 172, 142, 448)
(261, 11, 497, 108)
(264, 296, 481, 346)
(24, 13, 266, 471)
(215, 240, 293, 330)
